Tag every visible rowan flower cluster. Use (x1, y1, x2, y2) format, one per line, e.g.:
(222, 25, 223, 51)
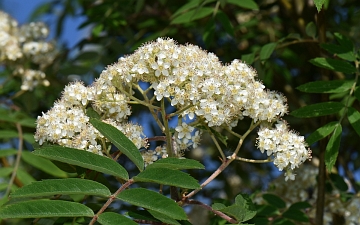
(35, 37, 311, 174)
(35, 82, 146, 156)
(257, 120, 311, 180)
(100, 38, 287, 128)
(0, 10, 57, 91)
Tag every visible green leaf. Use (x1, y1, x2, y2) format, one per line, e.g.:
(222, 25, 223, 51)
(92, 24, 103, 37)
(262, 194, 286, 209)
(97, 212, 137, 225)
(226, 0, 259, 10)
(309, 58, 356, 74)
(321, 43, 356, 62)
(90, 118, 144, 171)
(218, 205, 246, 221)
(260, 43, 277, 61)
(288, 201, 312, 210)
(282, 209, 309, 222)
(10, 178, 111, 199)
(329, 173, 348, 192)
(203, 18, 215, 47)
(145, 158, 204, 170)
(314, 0, 326, 12)
(17, 169, 36, 186)
(171, 7, 213, 24)
(234, 194, 257, 221)
(33, 146, 129, 180)
(306, 121, 337, 145)
(0, 130, 18, 139)
(0, 168, 13, 177)
(256, 204, 279, 217)
(241, 52, 255, 64)
(347, 107, 360, 137)
(149, 210, 181, 225)
(290, 102, 344, 118)
(22, 151, 68, 178)
(209, 126, 228, 146)
(0, 200, 94, 219)
(212, 202, 226, 210)
(272, 218, 295, 225)
(117, 188, 187, 220)
(171, 0, 203, 19)
(216, 11, 234, 36)
(0, 149, 17, 157)
(334, 32, 354, 52)
(325, 123, 342, 172)
(133, 168, 200, 189)
(354, 86, 360, 102)
(305, 22, 317, 38)
(296, 80, 353, 93)
(128, 210, 159, 222)
(86, 108, 101, 119)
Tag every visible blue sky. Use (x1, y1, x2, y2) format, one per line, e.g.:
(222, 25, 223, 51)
(2, 0, 88, 48)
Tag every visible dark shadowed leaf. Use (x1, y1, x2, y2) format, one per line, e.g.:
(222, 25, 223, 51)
(296, 80, 353, 93)
(171, 7, 214, 24)
(347, 107, 360, 137)
(282, 209, 309, 222)
(262, 194, 286, 209)
(226, 0, 259, 10)
(309, 58, 356, 74)
(329, 173, 348, 192)
(290, 102, 344, 118)
(216, 11, 234, 36)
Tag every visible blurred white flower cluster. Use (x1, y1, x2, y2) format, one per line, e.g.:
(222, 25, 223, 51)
(255, 165, 360, 225)
(35, 37, 311, 170)
(0, 11, 57, 91)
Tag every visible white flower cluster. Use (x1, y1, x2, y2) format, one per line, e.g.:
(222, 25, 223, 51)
(255, 165, 360, 225)
(98, 38, 287, 128)
(257, 120, 311, 180)
(35, 82, 146, 156)
(0, 11, 57, 91)
(36, 37, 310, 170)
(175, 122, 201, 151)
(141, 146, 168, 166)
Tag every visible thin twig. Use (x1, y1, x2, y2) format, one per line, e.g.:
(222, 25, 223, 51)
(5, 123, 23, 197)
(186, 199, 238, 224)
(89, 179, 134, 225)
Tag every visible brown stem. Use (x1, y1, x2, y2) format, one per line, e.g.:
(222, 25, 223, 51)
(315, 7, 328, 225)
(186, 199, 238, 224)
(89, 179, 134, 225)
(185, 158, 233, 199)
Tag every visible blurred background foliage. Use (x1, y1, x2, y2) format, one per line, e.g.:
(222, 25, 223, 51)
(1, 0, 360, 224)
